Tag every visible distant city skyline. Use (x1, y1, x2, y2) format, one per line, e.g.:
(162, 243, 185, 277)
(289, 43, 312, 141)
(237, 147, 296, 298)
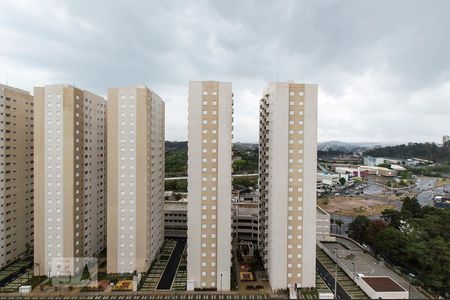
(1, 1, 449, 143)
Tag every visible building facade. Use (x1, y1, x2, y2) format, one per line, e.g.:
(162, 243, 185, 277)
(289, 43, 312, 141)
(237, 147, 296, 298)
(107, 86, 165, 274)
(232, 202, 259, 243)
(258, 82, 317, 290)
(0, 85, 34, 268)
(34, 85, 106, 276)
(164, 200, 188, 238)
(443, 135, 449, 145)
(187, 81, 232, 291)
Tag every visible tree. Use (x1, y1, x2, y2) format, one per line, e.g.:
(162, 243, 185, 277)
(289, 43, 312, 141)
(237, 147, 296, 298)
(401, 197, 421, 218)
(374, 227, 409, 263)
(381, 209, 402, 228)
(366, 220, 388, 245)
(339, 177, 346, 185)
(348, 215, 371, 243)
(232, 159, 247, 173)
(25, 242, 31, 259)
(335, 219, 344, 234)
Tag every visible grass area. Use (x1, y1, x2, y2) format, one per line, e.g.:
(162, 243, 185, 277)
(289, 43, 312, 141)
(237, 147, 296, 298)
(300, 287, 319, 299)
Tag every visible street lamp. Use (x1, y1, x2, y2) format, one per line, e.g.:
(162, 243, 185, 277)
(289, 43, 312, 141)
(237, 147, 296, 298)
(408, 273, 415, 299)
(220, 273, 223, 292)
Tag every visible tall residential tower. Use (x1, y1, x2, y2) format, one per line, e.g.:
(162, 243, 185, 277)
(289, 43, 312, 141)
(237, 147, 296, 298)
(187, 81, 233, 291)
(0, 85, 34, 268)
(107, 86, 165, 274)
(34, 85, 107, 276)
(258, 82, 318, 290)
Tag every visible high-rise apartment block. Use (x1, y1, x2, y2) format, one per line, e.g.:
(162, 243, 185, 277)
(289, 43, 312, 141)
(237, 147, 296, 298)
(107, 86, 165, 274)
(187, 81, 232, 291)
(34, 85, 106, 276)
(443, 135, 449, 145)
(258, 82, 317, 290)
(0, 85, 34, 268)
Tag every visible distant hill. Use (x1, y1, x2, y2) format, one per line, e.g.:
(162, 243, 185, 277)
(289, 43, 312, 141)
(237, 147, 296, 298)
(165, 141, 187, 152)
(318, 141, 394, 151)
(364, 142, 450, 163)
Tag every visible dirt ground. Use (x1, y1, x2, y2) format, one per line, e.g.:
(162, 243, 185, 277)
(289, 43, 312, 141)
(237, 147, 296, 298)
(319, 195, 395, 217)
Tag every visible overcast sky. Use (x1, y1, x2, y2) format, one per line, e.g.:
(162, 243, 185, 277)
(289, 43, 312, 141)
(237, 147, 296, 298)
(1, 0, 449, 143)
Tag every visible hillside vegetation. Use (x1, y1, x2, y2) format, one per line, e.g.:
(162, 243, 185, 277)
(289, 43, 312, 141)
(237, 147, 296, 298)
(165, 141, 259, 177)
(364, 143, 450, 163)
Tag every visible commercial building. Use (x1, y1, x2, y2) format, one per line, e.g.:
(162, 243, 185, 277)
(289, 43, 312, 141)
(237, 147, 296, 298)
(259, 82, 318, 290)
(0, 85, 34, 268)
(107, 86, 165, 274)
(34, 85, 106, 276)
(187, 81, 233, 291)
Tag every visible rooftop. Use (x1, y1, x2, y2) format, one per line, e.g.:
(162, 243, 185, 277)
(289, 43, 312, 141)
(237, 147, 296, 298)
(361, 276, 406, 292)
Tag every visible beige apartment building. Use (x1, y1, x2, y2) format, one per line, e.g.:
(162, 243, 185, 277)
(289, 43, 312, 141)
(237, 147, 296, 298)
(187, 81, 232, 291)
(107, 86, 165, 274)
(259, 82, 317, 290)
(34, 85, 106, 276)
(0, 85, 34, 268)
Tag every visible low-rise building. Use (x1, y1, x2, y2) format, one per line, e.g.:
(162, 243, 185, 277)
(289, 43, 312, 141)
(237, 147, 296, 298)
(316, 206, 335, 242)
(355, 275, 408, 299)
(364, 156, 402, 167)
(232, 201, 259, 243)
(164, 200, 187, 238)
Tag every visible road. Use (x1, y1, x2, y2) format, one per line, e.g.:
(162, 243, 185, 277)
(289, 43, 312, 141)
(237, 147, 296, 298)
(165, 174, 258, 180)
(324, 236, 428, 299)
(316, 259, 351, 299)
(156, 239, 186, 290)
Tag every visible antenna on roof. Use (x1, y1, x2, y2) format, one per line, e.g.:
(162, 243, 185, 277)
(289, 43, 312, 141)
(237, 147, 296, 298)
(6, 73, 8, 85)
(73, 76, 75, 87)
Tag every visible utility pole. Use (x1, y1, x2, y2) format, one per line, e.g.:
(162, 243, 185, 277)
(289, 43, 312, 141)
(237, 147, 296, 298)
(333, 250, 338, 299)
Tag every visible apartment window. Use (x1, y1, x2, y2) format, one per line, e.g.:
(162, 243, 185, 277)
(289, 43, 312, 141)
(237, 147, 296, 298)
(299, 92, 304, 96)
(202, 91, 208, 96)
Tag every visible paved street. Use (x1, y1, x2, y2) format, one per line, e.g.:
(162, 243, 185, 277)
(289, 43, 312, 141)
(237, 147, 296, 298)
(157, 239, 186, 289)
(323, 236, 428, 299)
